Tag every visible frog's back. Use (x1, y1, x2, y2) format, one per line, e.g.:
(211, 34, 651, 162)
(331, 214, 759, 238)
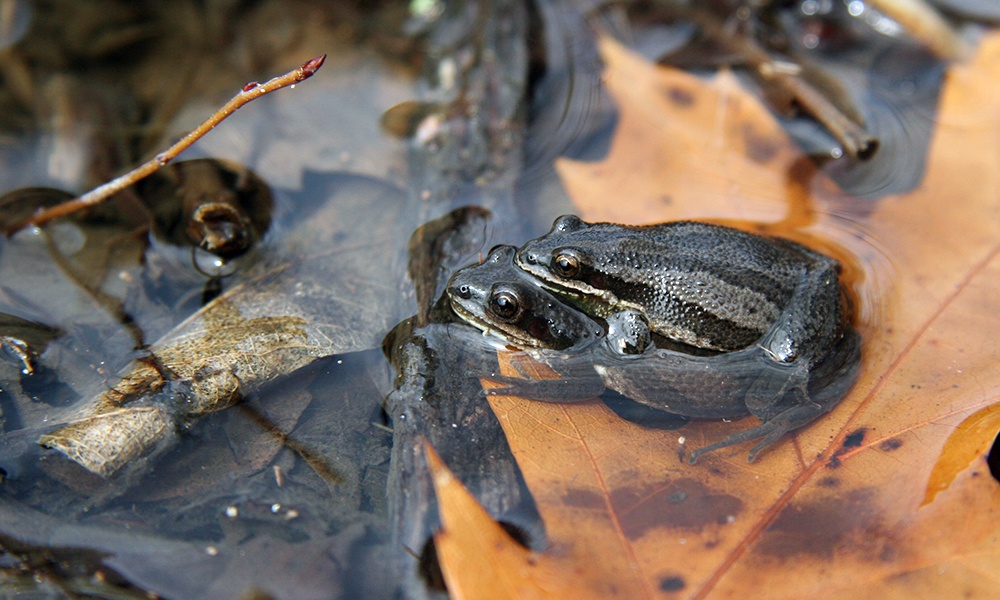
(623, 221, 824, 280)
(555, 220, 831, 351)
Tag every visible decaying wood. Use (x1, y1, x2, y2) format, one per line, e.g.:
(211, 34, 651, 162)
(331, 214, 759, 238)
(39, 297, 323, 476)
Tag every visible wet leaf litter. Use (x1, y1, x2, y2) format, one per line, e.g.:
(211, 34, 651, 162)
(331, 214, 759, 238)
(0, 2, 996, 593)
(437, 28, 1000, 600)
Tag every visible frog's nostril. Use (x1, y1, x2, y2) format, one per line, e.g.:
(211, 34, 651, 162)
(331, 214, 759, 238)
(457, 285, 471, 299)
(525, 253, 537, 264)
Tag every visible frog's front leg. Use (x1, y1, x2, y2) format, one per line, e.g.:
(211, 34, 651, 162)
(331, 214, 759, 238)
(480, 351, 609, 402)
(759, 257, 844, 365)
(482, 309, 651, 401)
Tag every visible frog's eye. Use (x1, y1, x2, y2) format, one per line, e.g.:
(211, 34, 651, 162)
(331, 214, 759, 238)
(489, 287, 523, 321)
(552, 250, 580, 278)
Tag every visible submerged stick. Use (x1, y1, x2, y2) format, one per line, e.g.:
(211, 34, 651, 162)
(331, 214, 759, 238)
(867, 0, 971, 60)
(7, 55, 326, 235)
(758, 63, 879, 160)
(677, 4, 879, 160)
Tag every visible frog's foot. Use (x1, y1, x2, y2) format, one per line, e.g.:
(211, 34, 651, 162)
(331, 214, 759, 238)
(480, 373, 607, 402)
(687, 401, 824, 464)
(690, 328, 862, 464)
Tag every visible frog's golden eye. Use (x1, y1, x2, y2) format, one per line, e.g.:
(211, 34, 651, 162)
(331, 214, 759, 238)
(552, 251, 580, 278)
(489, 288, 522, 321)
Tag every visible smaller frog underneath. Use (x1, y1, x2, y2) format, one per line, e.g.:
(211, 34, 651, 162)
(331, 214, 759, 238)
(447, 245, 607, 351)
(448, 241, 860, 463)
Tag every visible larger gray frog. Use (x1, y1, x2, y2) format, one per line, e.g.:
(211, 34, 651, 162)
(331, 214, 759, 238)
(448, 239, 860, 462)
(516, 215, 847, 365)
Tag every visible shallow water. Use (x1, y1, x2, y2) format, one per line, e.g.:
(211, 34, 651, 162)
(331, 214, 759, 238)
(0, 1, 990, 597)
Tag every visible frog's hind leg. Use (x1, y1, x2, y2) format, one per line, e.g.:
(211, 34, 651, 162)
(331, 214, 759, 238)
(688, 328, 862, 464)
(686, 400, 824, 464)
(759, 258, 844, 365)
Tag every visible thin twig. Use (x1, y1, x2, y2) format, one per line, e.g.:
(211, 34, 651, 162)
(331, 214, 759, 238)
(7, 55, 326, 235)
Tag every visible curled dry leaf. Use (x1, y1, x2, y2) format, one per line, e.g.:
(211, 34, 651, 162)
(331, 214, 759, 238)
(922, 402, 1000, 506)
(437, 33, 1000, 598)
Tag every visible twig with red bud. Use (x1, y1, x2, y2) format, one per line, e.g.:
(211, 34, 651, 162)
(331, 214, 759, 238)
(7, 55, 326, 235)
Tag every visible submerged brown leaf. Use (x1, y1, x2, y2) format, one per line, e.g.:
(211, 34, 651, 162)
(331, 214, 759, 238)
(437, 32, 1000, 598)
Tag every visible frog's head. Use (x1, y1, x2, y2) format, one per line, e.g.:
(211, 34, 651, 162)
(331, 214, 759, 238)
(447, 245, 602, 350)
(515, 215, 619, 310)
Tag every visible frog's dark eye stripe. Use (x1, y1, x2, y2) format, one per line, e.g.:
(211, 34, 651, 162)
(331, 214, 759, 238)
(527, 319, 551, 342)
(552, 250, 581, 278)
(489, 288, 522, 320)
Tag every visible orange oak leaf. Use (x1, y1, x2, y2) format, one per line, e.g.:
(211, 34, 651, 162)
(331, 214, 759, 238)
(426, 439, 623, 599)
(436, 31, 1000, 599)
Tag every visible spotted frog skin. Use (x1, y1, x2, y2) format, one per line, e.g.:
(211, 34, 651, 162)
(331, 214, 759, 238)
(448, 242, 861, 463)
(516, 215, 847, 368)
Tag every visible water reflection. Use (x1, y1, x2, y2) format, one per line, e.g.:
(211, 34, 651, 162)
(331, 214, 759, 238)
(628, 0, 967, 197)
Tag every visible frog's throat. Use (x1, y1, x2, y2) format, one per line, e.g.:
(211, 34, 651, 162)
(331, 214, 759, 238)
(515, 259, 619, 308)
(448, 299, 543, 349)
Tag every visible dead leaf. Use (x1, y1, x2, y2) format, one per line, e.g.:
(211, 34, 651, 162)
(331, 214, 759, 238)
(38, 174, 409, 477)
(425, 439, 613, 599)
(437, 33, 1000, 598)
(922, 402, 1000, 506)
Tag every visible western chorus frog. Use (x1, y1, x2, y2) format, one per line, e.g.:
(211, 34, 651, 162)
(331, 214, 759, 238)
(516, 215, 847, 367)
(448, 240, 860, 462)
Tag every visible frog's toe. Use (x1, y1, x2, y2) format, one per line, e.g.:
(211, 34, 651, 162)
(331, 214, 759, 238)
(689, 400, 829, 463)
(743, 404, 823, 460)
(477, 374, 521, 396)
(746, 426, 790, 462)
(687, 426, 767, 464)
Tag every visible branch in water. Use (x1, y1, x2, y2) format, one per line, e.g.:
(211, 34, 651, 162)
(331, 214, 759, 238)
(867, 0, 971, 61)
(7, 54, 327, 235)
(677, 5, 879, 160)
